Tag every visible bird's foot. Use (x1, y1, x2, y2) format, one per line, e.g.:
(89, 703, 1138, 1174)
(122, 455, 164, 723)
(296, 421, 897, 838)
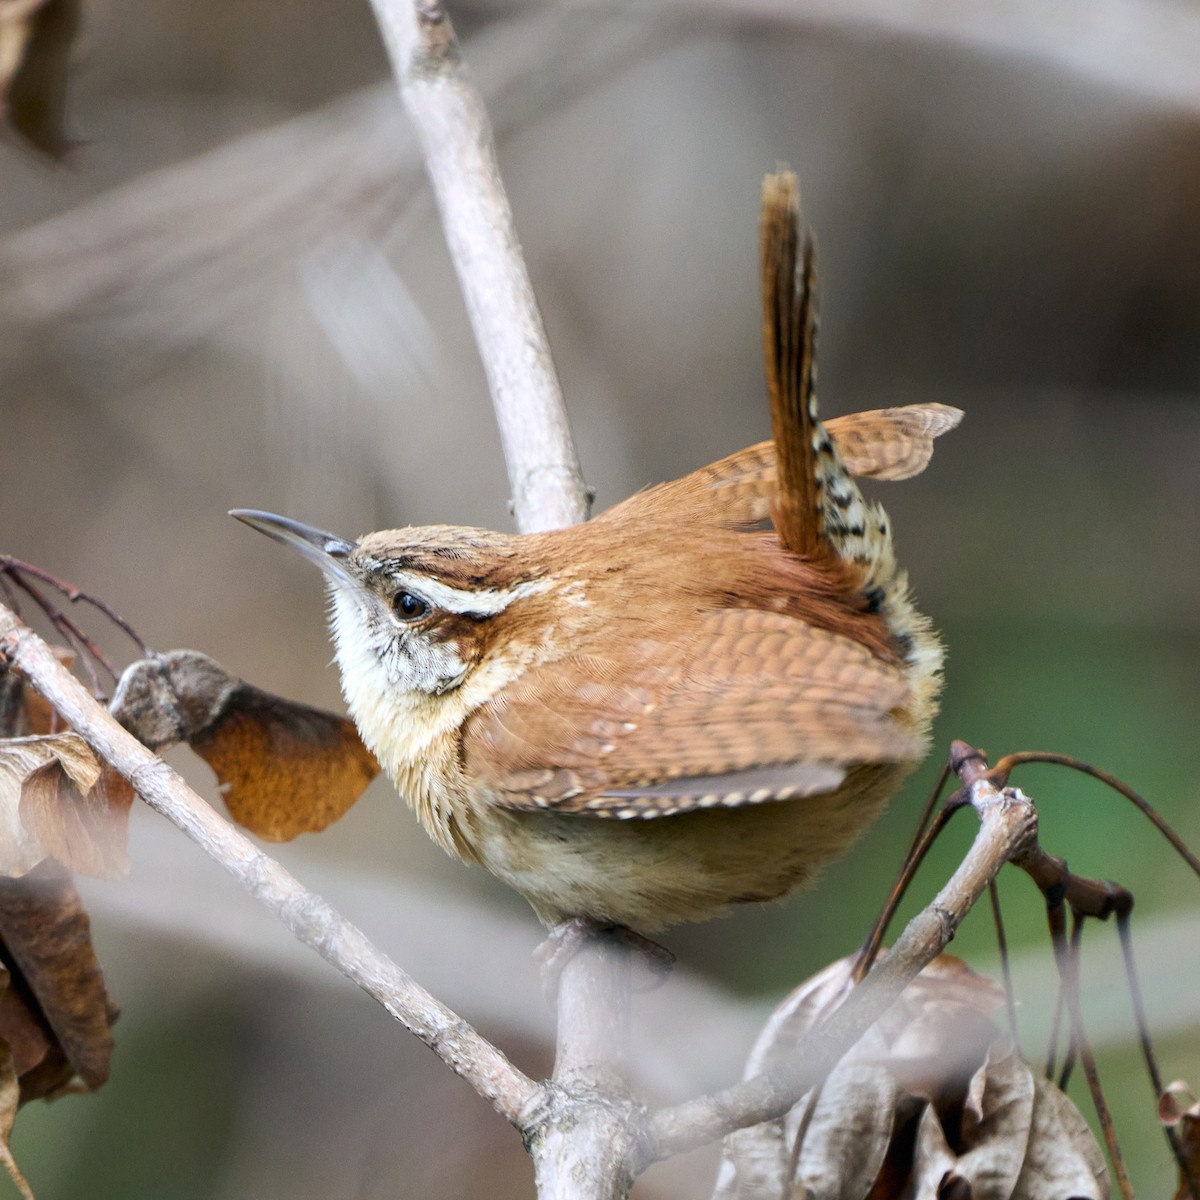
(536, 917, 675, 1000)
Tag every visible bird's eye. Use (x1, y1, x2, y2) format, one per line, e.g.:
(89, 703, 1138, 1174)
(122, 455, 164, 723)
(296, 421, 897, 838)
(393, 591, 430, 622)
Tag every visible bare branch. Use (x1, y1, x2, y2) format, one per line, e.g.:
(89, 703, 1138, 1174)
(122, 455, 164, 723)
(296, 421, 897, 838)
(530, 937, 640, 1200)
(0, 605, 541, 1125)
(367, 0, 589, 532)
(644, 755, 1039, 1161)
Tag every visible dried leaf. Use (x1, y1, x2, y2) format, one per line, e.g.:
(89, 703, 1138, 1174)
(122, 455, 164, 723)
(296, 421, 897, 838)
(888, 1003, 1005, 1104)
(0, 968, 50, 1081)
(1159, 1080, 1198, 1127)
(1012, 1073, 1109, 1200)
(724, 954, 1111, 1200)
(712, 1123, 789, 1200)
(0, 0, 79, 157)
(794, 1028, 899, 1200)
(20, 762, 133, 879)
(746, 957, 857, 1074)
(0, 1045, 33, 1200)
(1160, 1082, 1200, 1200)
(0, 651, 73, 739)
(0, 732, 101, 877)
(0, 864, 114, 1093)
(112, 650, 379, 840)
(913, 1103, 967, 1200)
(953, 1045, 1037, 1199)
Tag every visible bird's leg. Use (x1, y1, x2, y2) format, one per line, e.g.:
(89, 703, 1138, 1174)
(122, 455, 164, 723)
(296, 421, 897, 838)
(536, 917, 675, 999)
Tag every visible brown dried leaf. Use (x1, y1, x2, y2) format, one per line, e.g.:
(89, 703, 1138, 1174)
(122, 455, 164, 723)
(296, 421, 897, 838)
(720, 956, 1014, 1200)
(0, 1045, 33, 1200)
(911, 1047, 1106, 1200)
(1011, 1073, 1109, 1200)
(746, 957, 857, 1073)
(795, 1028, 900, 1200)
(0, 652, 74, 740)
(20, 762, 133, 879)
(0, 968, 50, 1081)
(0, 0, 79, 157)
(913, 1103, 967, 1200)
(0, 863, 114, 1094)
(112, 650, 379, 841)
(895, 954, 1007, 1017)
(0, 732, 101, 876)
(956, 1045, 1037, 1198)
(888, 1003, 1004, 1104)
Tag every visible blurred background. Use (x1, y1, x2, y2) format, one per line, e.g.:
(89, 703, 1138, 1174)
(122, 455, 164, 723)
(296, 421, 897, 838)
(3, 0, 1200, 1195)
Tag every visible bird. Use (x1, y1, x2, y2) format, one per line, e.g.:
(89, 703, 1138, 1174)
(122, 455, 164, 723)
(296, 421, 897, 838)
(233, 172, 959, 934)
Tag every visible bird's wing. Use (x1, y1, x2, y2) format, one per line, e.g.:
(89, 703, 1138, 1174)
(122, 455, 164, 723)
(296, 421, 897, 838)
(597, 405, 962, 533)
(463, 608, 922, 819)
(828, 404, 964, 481)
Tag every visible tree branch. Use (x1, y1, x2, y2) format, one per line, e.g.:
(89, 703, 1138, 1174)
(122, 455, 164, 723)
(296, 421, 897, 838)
(530, 937, 640, 1200)
(0, 605, 541, 1126)
(366, 0, 589, 533)
(364, 4, 642, 1194)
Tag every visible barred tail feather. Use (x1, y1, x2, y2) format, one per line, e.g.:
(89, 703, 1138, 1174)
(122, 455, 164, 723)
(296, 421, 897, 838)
(760, 170, 943, 721)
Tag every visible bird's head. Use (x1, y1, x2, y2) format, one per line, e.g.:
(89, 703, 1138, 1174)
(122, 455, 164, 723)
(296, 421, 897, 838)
(231, 511, 559, 718)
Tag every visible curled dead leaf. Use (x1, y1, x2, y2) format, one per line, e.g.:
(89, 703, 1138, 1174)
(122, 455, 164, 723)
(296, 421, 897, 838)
(721, 954, 1109, 1200)
(1159, 1081, 1200, 1200)
(0, 731, 117, 877)
(20, 761, 133, 879)
(111, 650, 379, 840)
(1011, 1073, 1109, 1200)
(793, 1027, 899, 1200)
(0, 864, 116, 1199)
(0, 863, 115, 1097)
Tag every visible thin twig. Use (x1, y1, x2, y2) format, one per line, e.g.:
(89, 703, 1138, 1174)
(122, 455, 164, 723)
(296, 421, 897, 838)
(0, 556, 151, 657)
(992, 751, 1200, 878)
(855, 779, 965, 980)
(7, 573, 109, 695)
(1056, 911, 1085, 1091)
(1043, 891, 1132, 1200)
(1116, 911, 1199, 1197)
(988, 879, 1019, 1045)
(0, 604, 542, 1125)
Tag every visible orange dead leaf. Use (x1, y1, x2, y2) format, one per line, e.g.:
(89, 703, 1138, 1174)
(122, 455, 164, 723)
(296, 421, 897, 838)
(111, 650, 379, 841)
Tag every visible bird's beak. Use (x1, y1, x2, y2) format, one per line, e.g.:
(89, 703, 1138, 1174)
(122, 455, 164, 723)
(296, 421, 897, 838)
(230, 509, 357, 587)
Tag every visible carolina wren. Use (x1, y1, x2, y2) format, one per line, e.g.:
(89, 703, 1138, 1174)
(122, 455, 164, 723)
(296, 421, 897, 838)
(233, 174, 959, 932)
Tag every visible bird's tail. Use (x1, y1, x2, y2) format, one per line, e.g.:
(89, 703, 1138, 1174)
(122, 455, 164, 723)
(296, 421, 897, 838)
(760, 170, 943, 716)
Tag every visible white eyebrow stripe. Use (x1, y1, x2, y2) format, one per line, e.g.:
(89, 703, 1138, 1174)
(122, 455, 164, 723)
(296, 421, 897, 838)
(390, 571, 550, 617)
